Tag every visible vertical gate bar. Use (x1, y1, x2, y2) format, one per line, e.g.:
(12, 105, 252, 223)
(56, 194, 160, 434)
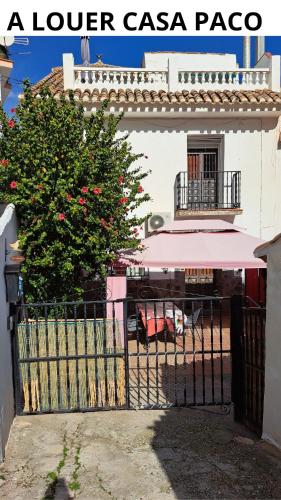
(245, 311, 250, 421)
(249, 310, 254, 425)
(44, 305, 52, 411)
(135, 302, 141, 408)
(219, 299, 224, 404)
(153, 301, 159, 405)
(102, 302, 108, 405)
(11, 306, 22, 415)
(201, 301, 205, 405)
(183, 300, 187, 406)
(230, 295, 244, 422)
(258, 311, 263, 426)
(258, 311, 263, 429)
(254, 310, 258, 427)
(54, 305, 61, 411)
(246, 311, 251, 423)
(172, 302, 178, 406)
(93, 303, 99, 407)
(123, 300, 130, 409)
(144, 302, 150, 406)
(210, 300, 215, 404)
(163, 301, 168, 405)
(192, 300, 196, 405)
(25, 305, 32, 413)
(261, 310, 266, 429)
(73, 304, 80, 409)
(35, 307, 42, 412)
(63, 305, 71, 410)
(112, 302, 118, 406)
(83, 303, 89, 408)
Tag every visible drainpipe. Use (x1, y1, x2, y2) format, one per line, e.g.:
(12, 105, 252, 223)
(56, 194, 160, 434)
(243, 36, 251, 68)
(255, 36, 265, 64)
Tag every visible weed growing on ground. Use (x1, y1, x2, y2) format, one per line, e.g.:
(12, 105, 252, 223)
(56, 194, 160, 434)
(43, 432, 83, 499)
(68, 445, 81, 493)
(43, 432, 69, 499)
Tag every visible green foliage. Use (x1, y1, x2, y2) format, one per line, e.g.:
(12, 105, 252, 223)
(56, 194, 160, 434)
(68, 445, 81, 492)
(44, 433, 69, 499)
(0, 82, 150, 302)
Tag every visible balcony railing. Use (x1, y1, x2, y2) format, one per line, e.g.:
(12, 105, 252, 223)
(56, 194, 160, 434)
(175, 171, 241, 211)
(74, 67, 168, 90)
(178, 69, 269, 90)
(73, 67, 270, 91)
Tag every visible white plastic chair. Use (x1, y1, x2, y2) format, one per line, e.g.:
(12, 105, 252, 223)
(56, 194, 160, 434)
(185, 308, 202, 340)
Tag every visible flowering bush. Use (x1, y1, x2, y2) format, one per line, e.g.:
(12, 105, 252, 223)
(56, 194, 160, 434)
(0, 82, 150, 302)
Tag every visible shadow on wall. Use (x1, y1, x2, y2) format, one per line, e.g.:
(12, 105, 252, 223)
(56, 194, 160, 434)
(118, 117, 278, 134)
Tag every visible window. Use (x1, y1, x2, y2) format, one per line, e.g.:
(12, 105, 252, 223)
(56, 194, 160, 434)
(187, 148, 218, 180)
(185, 269, 214, 284)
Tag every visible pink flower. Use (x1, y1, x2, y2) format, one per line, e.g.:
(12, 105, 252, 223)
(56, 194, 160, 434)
(66, 194, 73, 201)
(78, 197, 86, 205)
(8, 119, 15, 128)
(119, 197, 128, 205)
(58, 213, 65, 221)
(0, 159, 9, 166)
(100, 218, 107, 227)
(93, 187, 102, 195)
(81, 186, 89, 194)
(10, 181, 17, 189)
(133, 228, 138, 233)
(37, 184, 43, 190)
(109, 217, 114, 224)
(10, 108, 16, 113)
(118, 176, 124, 185)
(137, 185, 144, 193)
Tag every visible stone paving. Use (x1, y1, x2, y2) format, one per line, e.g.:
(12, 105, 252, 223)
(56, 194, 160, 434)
(1, 408, 281, 499)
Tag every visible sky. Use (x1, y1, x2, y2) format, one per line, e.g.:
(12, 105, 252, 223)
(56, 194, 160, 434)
(4, 36, 281, 111)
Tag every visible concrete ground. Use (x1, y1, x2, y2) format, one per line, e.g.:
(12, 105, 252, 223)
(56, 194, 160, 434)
(1, 408, 281, 500)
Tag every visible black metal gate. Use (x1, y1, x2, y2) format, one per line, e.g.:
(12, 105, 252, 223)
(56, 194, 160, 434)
(126, 297, 231, 408)
(12, 300, 129, 415)
(12, 296, 232, 415)
(231, 295, 266, 436)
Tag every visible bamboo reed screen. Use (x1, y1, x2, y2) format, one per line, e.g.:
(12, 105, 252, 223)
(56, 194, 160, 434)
(17, 319, 125, 413)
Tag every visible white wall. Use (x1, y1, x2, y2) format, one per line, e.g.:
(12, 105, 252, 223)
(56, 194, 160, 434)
(119, 116, 281, 240)
(255, 239, 281, 448)
(0, 204, 17, 462)
(142, 52, 238, 71)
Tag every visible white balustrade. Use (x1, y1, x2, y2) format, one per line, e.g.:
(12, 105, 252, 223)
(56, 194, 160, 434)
(177, 69, 270, 90)
(74, 67, 168, 90)
(73, 66, 270, 91)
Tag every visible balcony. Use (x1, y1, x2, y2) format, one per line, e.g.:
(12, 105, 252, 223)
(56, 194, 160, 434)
(73, 66, 269, 92)
(63, 51, 280, 94)
(74, 67, 168, 90)
(175, 171, 241, 215)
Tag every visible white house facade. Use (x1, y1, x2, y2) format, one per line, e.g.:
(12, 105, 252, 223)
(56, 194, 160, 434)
(32, 38, 281, 244)
(0, 42, 13, 104)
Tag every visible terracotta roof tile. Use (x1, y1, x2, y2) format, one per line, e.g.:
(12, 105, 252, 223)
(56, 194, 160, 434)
(30, 67, 281, 106)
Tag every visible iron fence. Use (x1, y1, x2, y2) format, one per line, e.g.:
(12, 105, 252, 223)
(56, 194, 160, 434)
(12, 296, 232, 415)
(13, 300, 128, 414)
(242, 305, 266, 435)
(175, 170, 241, 211)
(126, 296, 231, 409)
(231, 295, 265, 436)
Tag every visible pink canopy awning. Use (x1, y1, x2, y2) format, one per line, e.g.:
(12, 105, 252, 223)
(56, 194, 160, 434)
(120, 220, 266, 269)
